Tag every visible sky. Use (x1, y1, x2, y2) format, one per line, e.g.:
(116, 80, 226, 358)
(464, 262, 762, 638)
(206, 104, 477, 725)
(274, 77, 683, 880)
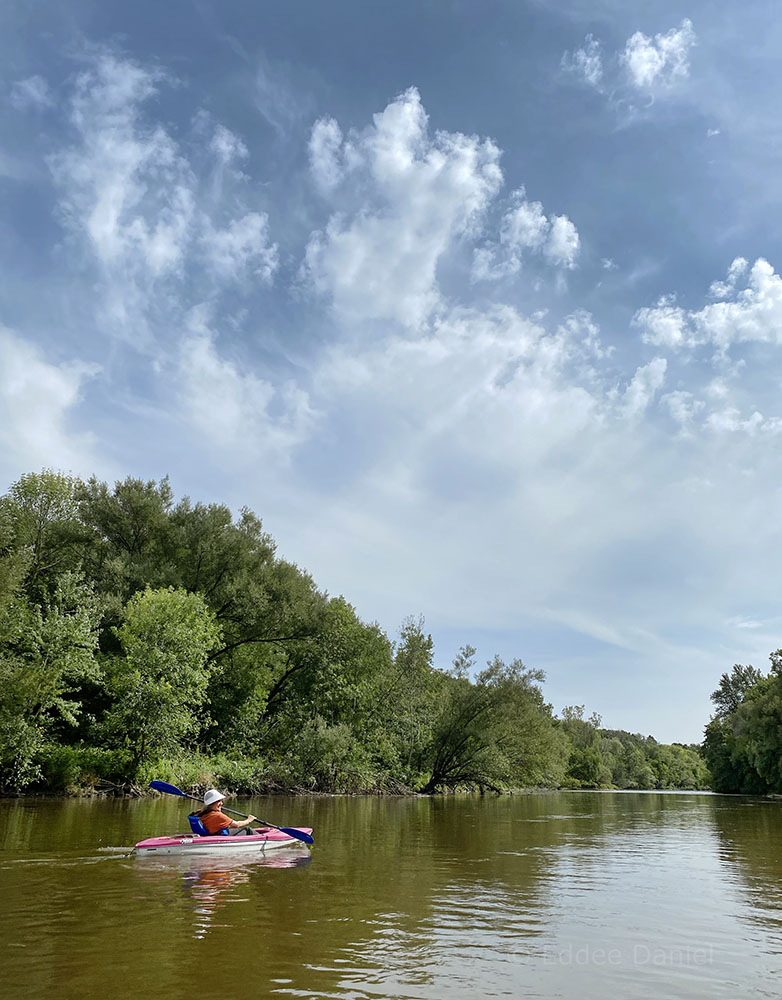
(3, 1, 782, 742)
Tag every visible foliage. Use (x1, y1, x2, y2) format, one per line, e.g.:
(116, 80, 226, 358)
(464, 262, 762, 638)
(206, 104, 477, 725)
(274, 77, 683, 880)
(711, 664, 765, 718)
(702, 653, 782, 794)
(0, 570, 102, 792)
(557, 707, 709, 790)
(37, 744, 132, 792)
(102, 587, 221, 772)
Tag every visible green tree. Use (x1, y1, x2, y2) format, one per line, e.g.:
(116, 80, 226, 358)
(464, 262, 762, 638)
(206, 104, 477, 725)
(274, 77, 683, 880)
(103, 587, 221, 771)
(711, 663, 765, 718)
(1, 471, 86, 600)
(0, 571, 102, 791)
(419, 654, 568, 793)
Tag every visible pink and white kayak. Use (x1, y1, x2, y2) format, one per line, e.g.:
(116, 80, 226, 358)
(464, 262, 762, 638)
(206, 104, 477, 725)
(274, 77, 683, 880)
(135, 827, 313, 856)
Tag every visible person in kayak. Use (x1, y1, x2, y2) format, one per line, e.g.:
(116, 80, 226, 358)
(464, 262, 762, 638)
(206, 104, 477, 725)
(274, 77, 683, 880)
(197, 789, 258, 835)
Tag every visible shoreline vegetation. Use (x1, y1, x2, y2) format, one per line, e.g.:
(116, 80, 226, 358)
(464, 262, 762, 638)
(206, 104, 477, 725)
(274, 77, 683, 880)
(1, 471, 712, 799)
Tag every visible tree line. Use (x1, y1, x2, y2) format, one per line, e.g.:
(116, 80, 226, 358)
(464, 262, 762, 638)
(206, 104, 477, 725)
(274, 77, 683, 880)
(0, 471, 707, 796)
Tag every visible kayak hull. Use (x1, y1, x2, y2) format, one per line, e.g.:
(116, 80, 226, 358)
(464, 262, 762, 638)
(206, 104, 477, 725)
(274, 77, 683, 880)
(135, 827, 313, 855)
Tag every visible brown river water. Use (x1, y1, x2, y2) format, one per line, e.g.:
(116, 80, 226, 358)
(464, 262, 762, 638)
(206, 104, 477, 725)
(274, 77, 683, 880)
(2, 791, 781, 999)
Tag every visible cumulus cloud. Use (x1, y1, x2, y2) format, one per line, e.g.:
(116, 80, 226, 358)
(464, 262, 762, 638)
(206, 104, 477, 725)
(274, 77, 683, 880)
(709, 256, 748, 299)
(561, 35, 603, 88)
(621, 19, 696, 90)
(545, 214, 580, 268)
(303, 87, 503, 328)
(0, 326, 99, 478)
(473, 189, 580, 280)
(635, 258, 782, 356)
(620, 358, 667, 420)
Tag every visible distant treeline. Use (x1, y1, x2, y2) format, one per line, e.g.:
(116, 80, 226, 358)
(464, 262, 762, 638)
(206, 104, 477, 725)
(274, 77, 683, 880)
(0, 472, 708, 796)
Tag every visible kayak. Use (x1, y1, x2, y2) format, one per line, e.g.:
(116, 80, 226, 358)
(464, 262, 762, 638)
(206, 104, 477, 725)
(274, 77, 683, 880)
(135, 827, 313, 856)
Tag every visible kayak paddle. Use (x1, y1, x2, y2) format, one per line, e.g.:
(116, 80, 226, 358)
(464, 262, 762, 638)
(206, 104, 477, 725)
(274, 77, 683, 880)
(149, 780, 314, 845)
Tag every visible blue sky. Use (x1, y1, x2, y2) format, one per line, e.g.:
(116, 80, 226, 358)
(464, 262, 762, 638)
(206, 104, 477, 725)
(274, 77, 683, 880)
(3, 1, 782, 741)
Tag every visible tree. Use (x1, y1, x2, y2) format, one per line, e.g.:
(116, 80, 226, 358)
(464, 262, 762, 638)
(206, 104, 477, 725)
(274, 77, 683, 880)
(419, 654, 568, 793)
(0, 471, 86, 600)
(711, 664, 765, 718)
(0, 571, 102, 791)
(102, 587, 220, 771)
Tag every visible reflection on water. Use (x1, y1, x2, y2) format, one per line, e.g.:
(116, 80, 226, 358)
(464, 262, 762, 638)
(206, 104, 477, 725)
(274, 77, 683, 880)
(135, 851, 313, 939)
(2, 792, 782, 999)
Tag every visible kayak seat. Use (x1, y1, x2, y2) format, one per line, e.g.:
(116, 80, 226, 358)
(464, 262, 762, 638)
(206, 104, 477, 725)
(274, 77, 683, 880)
(187, 814, 210, 836)
(187, 814, 208, 835)
(187, 813, 230, 836)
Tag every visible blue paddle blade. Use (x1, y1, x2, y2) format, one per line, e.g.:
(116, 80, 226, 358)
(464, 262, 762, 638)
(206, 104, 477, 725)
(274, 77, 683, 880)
(278, 826, 314, 845)
(149, 780, 188, 797)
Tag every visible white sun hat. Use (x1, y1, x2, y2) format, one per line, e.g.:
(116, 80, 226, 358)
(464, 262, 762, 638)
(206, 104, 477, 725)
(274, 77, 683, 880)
(203, 788, 226, 807)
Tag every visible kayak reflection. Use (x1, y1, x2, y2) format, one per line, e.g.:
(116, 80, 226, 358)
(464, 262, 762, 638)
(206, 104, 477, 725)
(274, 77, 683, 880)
(135, 848, 312, 938)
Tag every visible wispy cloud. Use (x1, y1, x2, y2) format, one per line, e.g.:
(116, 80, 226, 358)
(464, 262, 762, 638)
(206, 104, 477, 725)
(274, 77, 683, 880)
(9, 74, 54, 110)
(562, 19, 697, 106)
(561, 34, 603, 88)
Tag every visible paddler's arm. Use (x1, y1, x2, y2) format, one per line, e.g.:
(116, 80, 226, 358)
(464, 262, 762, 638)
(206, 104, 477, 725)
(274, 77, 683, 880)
(228, 815, 257, 829)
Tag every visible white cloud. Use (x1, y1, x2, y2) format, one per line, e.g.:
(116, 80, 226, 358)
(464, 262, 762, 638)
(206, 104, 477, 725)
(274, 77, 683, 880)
(726, 616, 763, 631)
(501, 192, 550, 251)
(635, 258, 782, 356)
(0, 326, 99, 477)
(473, 188, 580, 280)
(50, 53, 195, 279)
(561, 35, 603, 88)
(308, 117, 343, 193)
(661, 390, 704, 431)
(708, 256, 748, 299)
(564, 20, 696, 110)
(635, 296, 690, 349)
(544, 214, 580, 268)
(621, 19, 696, 90)
(10, 75, 53, 110)
(303, 87, 503, 328)
(177, 307, 315, 460)
(48, 51, 279, 349)
(704, 407, 782, 436)
(210, 124, 248, 165)
(620, 357, 667, 419)
(202, 212, 278, 283)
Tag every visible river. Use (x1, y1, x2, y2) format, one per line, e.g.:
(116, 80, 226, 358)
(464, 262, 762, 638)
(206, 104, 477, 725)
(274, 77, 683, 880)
(2, 791, 781, 998)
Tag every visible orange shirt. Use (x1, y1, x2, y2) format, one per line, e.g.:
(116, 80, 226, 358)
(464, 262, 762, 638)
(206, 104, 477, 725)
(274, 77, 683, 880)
(201, 809, 232, 834)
